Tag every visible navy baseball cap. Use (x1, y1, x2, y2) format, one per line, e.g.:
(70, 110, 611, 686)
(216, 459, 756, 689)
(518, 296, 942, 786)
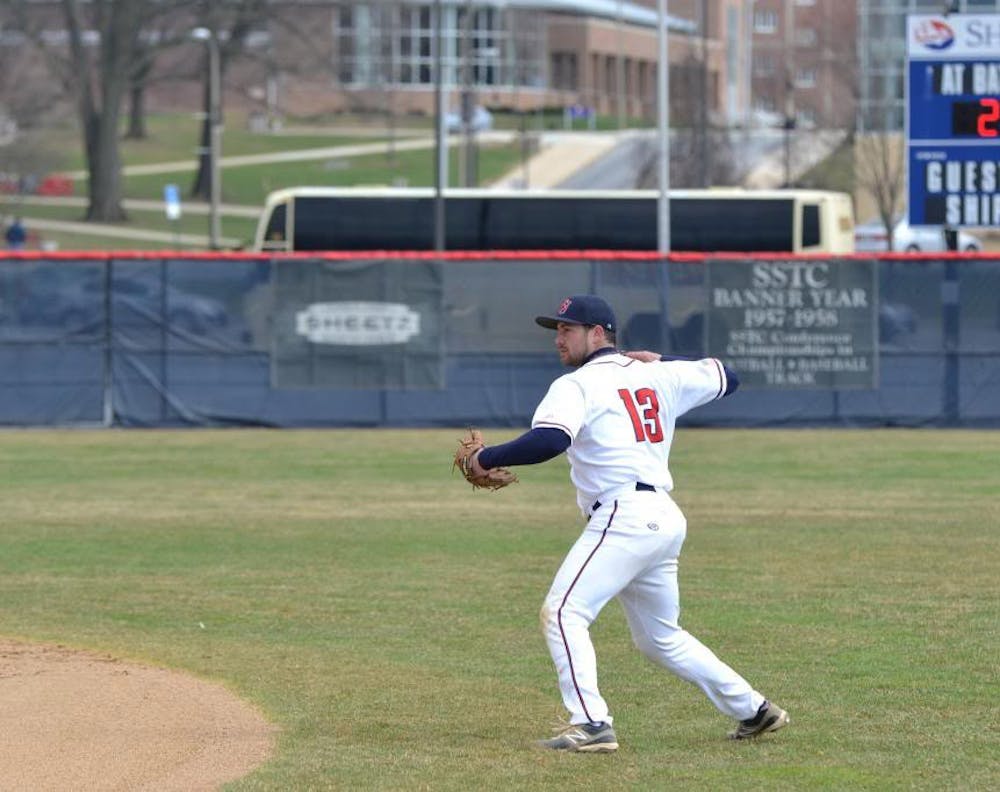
(535, 295, 616, 333)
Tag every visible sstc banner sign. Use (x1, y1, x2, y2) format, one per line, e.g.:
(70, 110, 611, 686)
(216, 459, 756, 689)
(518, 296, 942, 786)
(706, 259, 878, 389)
(907, 14, 1000, 228)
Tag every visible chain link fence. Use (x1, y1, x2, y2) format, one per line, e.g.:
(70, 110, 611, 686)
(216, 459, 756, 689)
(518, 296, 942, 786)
(0, 252, 997, 427)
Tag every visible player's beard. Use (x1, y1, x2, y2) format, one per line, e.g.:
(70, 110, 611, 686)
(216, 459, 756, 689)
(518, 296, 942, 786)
(557, 339, 590, 367)
(562, 352, 581, 367)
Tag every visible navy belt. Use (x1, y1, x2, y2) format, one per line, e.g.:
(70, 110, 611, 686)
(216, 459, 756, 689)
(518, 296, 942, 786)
(591, 482, 656, 514)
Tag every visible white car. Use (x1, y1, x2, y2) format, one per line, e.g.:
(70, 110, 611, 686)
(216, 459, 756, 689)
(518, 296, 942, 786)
(444, 106, 493, 133)
(854, 217, 982, 253)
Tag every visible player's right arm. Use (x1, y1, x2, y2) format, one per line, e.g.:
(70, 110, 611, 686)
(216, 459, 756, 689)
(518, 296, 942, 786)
(624, 350, 740, 399)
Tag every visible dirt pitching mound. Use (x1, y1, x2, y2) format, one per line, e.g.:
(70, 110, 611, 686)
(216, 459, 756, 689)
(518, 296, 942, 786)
(0, 640, 276, 791)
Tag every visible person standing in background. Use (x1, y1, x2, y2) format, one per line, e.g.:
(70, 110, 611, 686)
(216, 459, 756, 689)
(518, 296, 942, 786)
(5, 217, 27, 250)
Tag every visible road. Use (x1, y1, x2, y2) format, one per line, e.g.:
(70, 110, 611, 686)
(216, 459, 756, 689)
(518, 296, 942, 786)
(555, 128, 841, 190)
(558, 133, 654, 189)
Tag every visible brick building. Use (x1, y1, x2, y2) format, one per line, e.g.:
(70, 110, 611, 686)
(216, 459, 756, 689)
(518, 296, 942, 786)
(2, 1, 863, 133)
(318, 0, 716, 122)
(748, 0, 857, 131)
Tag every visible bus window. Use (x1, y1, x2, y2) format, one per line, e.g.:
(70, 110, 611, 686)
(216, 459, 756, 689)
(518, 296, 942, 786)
(802, 204, 821, 248)
(575, 198, 653, 249)
(294, 197, 425, 250)
(261, 202, 287, 251)
(674, 199, 792, 252)
(446, 198, 486, 249)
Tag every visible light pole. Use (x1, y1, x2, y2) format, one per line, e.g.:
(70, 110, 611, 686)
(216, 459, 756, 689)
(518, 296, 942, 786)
(657, 0, 670, 254)
(617, 0, 625, 129)
(782, 0, 794, 187)
(191, 27, 222, 250)
(433, 0, 446, 252)
(656, 0, 672, 357)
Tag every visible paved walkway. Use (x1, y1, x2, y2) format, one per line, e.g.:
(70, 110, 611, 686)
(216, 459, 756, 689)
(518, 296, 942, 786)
(60, 132, 516, 179)
(5, 196, 253, 249)
(19, 216, 242, 248)
(741, 129, 848, 188)
(491, 132, 621, 189)
(12, 195, 260, 217)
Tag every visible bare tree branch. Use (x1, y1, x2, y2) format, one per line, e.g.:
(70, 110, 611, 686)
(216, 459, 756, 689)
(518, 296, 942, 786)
(855, 124, 905, 250)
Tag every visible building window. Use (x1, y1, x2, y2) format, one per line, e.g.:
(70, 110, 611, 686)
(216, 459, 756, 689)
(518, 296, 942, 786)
(754, 10, 778, 34)
(754, 97, 777, 114)
(333, 2, 543, 90)
(795, 28, 817, 47)
(755, 55, 775, 77)
(795, 68, 816, 88)
(551, 52, 578, 91)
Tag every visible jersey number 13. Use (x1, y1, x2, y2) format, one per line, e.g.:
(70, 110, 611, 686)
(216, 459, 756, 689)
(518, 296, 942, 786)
(618, 388, 664, 443)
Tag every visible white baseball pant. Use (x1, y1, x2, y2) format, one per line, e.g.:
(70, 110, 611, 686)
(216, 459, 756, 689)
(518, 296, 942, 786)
(540, 490, 765, 725)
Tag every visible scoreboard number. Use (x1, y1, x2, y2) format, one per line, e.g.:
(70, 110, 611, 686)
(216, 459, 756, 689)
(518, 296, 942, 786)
(951, 97, 1000, 137)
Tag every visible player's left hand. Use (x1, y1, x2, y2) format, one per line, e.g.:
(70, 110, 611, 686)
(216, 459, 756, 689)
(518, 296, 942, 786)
(453, 428, 518, 491)
(623, 350, 660, 363)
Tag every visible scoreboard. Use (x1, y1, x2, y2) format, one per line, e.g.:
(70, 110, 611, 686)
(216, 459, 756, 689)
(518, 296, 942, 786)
(907, 14, 1000, 228)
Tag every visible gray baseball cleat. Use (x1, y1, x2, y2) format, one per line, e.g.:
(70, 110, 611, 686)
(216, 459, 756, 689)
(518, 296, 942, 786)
(537, 721, 619, 752)
(729, 700, 790, 740)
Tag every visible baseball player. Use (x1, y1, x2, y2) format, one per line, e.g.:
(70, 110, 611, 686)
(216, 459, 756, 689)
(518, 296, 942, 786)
(463, 295, 789, 752)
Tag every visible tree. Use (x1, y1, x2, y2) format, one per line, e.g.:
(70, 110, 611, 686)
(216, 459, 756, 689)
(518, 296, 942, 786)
(190, 0, 329, 200)
(61, 0, 150, 221)
(125, 51, 156, 140)
(2, 0, 149, 221)
(629, 47, 738, 192)
(67, 0, 148, 221)
(122, 2, 225, 142)
(632, 129, 737, 191)
(0, 8, 65, 184)
(855, 114, 905, 251)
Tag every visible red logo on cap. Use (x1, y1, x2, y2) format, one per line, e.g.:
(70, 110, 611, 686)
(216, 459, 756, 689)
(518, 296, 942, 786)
(557, 298, 572, 315)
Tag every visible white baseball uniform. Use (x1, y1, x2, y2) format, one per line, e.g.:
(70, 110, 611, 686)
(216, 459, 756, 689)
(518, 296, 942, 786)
(533, 350, 766, 726)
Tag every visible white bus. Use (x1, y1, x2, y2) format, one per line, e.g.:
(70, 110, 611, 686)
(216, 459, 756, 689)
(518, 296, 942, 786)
(252, 187, 855, 254)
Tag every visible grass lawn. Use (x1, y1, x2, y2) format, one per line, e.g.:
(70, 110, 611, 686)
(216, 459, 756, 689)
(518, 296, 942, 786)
(3, 140, 524, 250)
(122, 140, 528, 205)
(0, 199, 260, 249)
(0, 428, 996, 790)
(6, 111, 527, 249)
(20, 112, 389, 174)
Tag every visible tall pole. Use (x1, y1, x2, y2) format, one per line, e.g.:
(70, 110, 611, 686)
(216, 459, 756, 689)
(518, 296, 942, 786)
(461, 0, 477, 186)
(657, 0, 671, 254)
(208, 33, 222, 250)
(698, 0, 709, 186)
(782, 0, 795, 187)
(617, 0, 625, 129)
(433, 0, 446, 251)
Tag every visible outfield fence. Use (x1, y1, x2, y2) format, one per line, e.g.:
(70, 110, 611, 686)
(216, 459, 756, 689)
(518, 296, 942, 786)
(0, 251, 998, 427)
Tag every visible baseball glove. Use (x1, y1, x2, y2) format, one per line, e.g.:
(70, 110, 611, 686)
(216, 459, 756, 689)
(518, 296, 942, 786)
(453, 428, 518, 491)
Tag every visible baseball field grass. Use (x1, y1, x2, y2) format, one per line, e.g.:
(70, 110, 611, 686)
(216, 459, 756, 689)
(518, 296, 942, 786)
(0, 428, 997, 790)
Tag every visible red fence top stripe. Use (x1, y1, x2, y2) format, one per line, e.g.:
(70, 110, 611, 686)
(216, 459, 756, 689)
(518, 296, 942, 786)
(0, 249, 995, 262)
